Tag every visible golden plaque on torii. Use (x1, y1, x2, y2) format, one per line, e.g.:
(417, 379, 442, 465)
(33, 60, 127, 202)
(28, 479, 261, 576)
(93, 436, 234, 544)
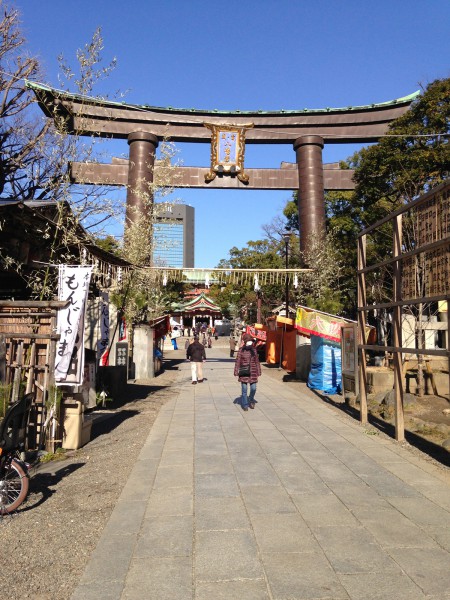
(204, 122, 254, 183)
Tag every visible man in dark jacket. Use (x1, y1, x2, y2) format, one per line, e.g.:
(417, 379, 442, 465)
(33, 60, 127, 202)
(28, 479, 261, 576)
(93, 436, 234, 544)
(186, 336, 206, 384)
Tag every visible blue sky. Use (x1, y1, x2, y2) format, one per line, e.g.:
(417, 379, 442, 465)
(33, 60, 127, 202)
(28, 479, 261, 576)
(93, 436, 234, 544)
(15, 0, 450, 267)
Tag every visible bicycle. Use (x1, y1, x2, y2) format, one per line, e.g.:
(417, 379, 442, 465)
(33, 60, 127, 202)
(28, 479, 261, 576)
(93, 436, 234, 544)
(0, 393, 33, 514)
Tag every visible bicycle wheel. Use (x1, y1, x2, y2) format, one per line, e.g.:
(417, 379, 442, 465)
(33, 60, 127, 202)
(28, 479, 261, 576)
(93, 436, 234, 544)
(0, 458, 29, 514)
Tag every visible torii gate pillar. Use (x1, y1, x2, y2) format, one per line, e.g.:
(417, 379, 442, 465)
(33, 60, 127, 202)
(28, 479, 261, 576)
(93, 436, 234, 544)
(294, 135, 325, 252)
(125, 132, 159, 226)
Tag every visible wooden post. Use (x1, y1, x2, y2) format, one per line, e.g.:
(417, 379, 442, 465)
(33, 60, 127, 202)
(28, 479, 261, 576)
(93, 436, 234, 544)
(0, 334, 5, 384)
(357, 234, 368, 424)
(393, 214, 404, 441)
(447, 300, 450, 404)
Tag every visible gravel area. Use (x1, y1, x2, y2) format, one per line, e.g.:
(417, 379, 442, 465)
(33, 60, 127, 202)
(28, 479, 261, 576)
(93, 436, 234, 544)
(0, 363, 179, 600)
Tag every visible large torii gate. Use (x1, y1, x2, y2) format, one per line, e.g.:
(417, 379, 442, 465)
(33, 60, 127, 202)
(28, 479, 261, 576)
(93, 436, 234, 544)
(27, 82, 418, 250)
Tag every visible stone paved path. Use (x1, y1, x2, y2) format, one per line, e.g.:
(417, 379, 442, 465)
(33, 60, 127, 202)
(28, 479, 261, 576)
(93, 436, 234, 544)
(72, 346, 450, 600)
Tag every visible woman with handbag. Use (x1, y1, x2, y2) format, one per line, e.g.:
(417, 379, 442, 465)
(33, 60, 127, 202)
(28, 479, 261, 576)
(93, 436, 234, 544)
(234, 333, 261, 411)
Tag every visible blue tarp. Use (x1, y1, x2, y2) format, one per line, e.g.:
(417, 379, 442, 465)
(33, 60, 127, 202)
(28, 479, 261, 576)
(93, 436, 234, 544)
(307, 335, 341, 394)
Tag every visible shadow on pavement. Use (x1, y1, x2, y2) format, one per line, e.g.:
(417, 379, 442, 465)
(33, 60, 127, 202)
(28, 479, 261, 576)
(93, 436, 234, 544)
(312, 389, 450, 468)
(90, 410, 140, 441)
(161, 357, 186, 371)
(23, 462, 86, 512)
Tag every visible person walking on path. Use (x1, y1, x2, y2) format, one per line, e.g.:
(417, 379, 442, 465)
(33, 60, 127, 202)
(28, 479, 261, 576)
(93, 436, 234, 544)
(234, 333, 261, 410)
(229, 335, 237, 357)
(184, 337, 191, 351)
(170, 327, 180, 350)
(186, 335, 206, 384)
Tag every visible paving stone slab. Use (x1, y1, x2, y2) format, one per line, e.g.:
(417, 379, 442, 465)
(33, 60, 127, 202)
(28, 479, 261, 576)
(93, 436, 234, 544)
(195, 496, 251, 531)
(358, 473, 421, 498)
(387, 546, 450, 596)
(195, 444, 229, 456)
(250, 513, 320, 553)
(240, 484, 297, 514)
(76, 532, 136, 585)
(159, 449, 194, 466)
(307, 462, 362, 485)
(195, 472, 240, 498)
(101, 499, 147, 537)
(261, 551, 348, 600)
(352, 507, 439, 549)
(195, 454, 235, 475)
(277, 470, 332, 494)
(134, 514, 193, 557)
(233, 463, 280, 487)
(292, 492, 359, 528)
(314, 525, 400, 574)
(122, 556, 193, 600)
(339, 570, 426, 600)
(387, 496, 450, 527)
(71, 579, 125, 600)
(195, 578, 270, 600)
(424, 525, 450, 551)
(330, 482, 393, 510)
(145, 486, 194, 517)
(195, 529, 263, 581)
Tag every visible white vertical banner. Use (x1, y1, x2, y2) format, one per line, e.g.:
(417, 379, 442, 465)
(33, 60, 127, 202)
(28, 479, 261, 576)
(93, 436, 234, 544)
(97, 291, 110, 365)
(55, 265, 93, 385)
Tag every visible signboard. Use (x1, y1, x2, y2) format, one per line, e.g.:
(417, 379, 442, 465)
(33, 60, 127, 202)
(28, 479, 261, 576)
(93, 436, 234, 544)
(403, 186, 450, 299)
(116, 342, 128, 368)
(245, 325, 267, 341)
(204, 122, 253, 183)
(295, 307, 345, 342)
(116, 342, 129, 381)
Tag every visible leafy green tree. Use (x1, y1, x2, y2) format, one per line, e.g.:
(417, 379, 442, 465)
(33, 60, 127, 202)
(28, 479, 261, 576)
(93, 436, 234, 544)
(281, 194, 350, 315)
(280, 78, 450, 317)
(351, 78, 449, 214)
(93, 235, 121, 256)
(347, 77, 449, 311)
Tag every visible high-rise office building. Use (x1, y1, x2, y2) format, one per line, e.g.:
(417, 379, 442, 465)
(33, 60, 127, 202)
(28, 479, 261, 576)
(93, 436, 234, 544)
(153, 204, 194, 268)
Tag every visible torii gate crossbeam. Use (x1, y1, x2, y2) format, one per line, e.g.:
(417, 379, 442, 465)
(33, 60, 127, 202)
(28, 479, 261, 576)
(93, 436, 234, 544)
(27, 81, 419, 250)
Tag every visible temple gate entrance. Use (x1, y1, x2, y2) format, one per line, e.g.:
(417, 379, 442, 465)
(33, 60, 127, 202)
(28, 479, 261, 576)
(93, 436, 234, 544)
(28, 81, 418, 252)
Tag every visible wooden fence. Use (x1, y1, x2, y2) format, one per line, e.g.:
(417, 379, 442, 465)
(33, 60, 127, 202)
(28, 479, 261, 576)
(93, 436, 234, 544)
(0, 300, 66, 450)
(357, 181, 450, 441)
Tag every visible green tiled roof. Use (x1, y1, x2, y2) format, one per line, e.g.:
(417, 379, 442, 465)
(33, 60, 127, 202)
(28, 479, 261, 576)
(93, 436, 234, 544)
(26, 80, 420, 116)
(179, 292, 222, 311)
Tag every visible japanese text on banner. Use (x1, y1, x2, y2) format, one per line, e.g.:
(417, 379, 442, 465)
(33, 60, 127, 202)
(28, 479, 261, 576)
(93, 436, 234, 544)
(55, 265, 92, 385)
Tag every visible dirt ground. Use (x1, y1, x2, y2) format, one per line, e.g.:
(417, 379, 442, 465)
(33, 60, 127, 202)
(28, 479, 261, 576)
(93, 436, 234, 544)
(369, 391, 450, 447)
(404, 393, 450, 425)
